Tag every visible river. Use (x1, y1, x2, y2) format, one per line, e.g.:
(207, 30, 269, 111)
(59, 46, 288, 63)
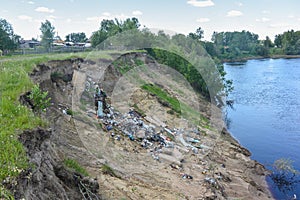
(224, 58, 300, 200)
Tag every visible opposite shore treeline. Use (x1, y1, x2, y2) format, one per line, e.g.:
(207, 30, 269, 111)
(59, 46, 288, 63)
(1, 17, 300, 61)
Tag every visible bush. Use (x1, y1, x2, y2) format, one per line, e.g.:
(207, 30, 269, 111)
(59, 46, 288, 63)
(66, 109, 73, 116)
(28, 84, 51, 114)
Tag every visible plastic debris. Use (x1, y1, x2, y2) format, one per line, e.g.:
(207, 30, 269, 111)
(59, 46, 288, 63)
(204, 177, 216, 185)
(186, 137, 200, 143)
(182, 174, 193, 179)
(86, 86, 211, 163)
(115, 135, 121, 141)
(106, 125, 113, 131)
(128, 134, 135, 141)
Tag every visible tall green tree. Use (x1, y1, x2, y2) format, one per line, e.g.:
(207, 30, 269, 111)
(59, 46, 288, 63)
(274, 34, 283, 48)
(91, 17, 140, 47)
(40, 20, 55, 49)
(188, 27, 204, 40)
(0, 18, 20, 52)
(65, 32, 88, 43)
(211, 31, 259, 59)
(280, 30, 300, 55)
(263, 36, 274, 48)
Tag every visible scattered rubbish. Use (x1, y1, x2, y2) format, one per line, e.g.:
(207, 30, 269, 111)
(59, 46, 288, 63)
(195, 144, 211, 150)
(115, 135, 121, 141)
(185, 137, 200, 143)
(85, 81, 212, 163)
(128, 134, 135, 141)
(141, 139, 153, 148)
(182, 174, 193, 179)
(170, 164, 181, 170)
(192, 147, 198, 154)
(151, 153, 159, 161)
(178, 134, 194, 148)
(204, 177, 216, 185)
(106, 125, 113, 131)
(164, 127, 174, 135)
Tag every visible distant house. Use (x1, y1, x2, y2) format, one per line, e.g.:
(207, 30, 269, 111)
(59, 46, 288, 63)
(53, 39, 65, 46)
(53, 36, 65, 46)
(19, 40, 40, 48)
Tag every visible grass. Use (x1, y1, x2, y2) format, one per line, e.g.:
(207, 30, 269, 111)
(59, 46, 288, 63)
(0, 57, 48, 192)
(132, 103, 146, 117)
(141, 83, 210, 127)
(63, 158, 89, 176)
(101, 164, 119, 178)
(0, 51, 115, 198)
(141, 83, 181, 114)
(112, 56, 145, 75)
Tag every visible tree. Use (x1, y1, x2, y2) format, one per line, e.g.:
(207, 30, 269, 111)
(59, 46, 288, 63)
(263, 36, 274, 48)
(65, 32, 88, 43)
(0, 18, 20, 52)
(211, 30, 260, 59)
(188, 27, 204, 40)
(274, 34, 282, 48)
(91, 17, 141, 47)
(40, 20, 55, 49)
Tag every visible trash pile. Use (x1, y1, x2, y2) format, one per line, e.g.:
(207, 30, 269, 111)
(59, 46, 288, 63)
(94, 103, 212, 164)
(83, 79, 219, 185)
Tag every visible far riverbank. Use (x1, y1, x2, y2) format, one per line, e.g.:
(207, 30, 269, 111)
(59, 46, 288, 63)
(221, 54, 300, 63)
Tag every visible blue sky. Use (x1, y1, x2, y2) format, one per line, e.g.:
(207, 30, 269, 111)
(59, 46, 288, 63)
(1, 0, 300, 41)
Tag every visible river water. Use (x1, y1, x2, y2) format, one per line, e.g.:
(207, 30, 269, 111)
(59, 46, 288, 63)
(224, 58, 300, 200)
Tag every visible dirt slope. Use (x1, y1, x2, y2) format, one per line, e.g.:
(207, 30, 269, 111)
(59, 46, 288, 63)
(13, 53, 273, 200)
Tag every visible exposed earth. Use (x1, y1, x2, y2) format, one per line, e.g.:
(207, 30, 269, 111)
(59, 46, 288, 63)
(10, 52, 273, 199)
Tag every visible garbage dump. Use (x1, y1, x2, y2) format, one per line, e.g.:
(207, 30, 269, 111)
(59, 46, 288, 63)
(83, 79, 214, 184)
(90, 101, 212, 165)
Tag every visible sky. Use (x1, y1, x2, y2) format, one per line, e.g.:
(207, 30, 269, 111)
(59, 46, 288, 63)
(1, 0, 300, 41)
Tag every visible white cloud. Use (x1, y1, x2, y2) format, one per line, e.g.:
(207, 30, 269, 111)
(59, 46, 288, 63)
(102, 12, 111, 17)
(227, 10, 243, 17)
(27, 1, 34, 4)
(288, 15, 294, 18)
(187, 0, 214, 7)
(48, 15, 57, 20)
(18, 15, 32, 21)
(86, 13, 131, 22)
(262, 10, 270, 14)
(269, 23, 290, 28)
(86, 16, 100, 21)
(256, 17, 270, 22)
(132, 10, 143, 16)
(196, 18, 210, 23)
(66, 18, 72, 23)
(35, 7, 55, 13)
